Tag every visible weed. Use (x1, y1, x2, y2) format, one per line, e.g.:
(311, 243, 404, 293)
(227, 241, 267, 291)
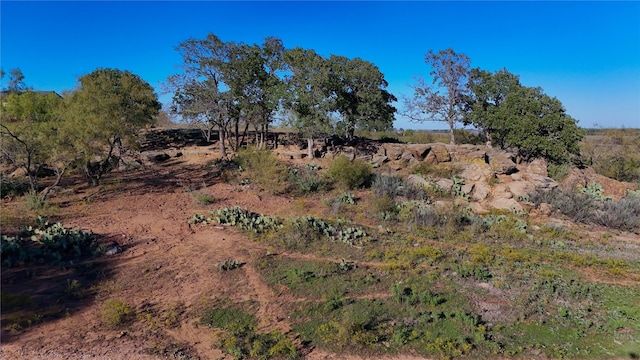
(100, 298, 135, 328)
(202, 305, 299, 359)
(412, 163, 462, 179)
(218, 259, 242, 271)
(327, 155, 372, 190)
(235, 148, 289, 194)
(289, 165, 327, 194)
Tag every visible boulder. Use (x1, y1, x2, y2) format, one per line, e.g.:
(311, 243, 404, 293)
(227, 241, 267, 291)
(508, 181, 536, 198)
(561, 167, 637, 200)
(458, 162, 493, 182)
(382, 144, 404, 161)
(471, 182, 491, 201)
(526, 159, 548, 177)
(432, 144, 452, 163)
(436, 178, 454, 192)
(487, 150, 517, 175)
(406, 174, 430, 188)
(488, 198, 523, 212)
(405, 144, 432, 160)
(523, 173, 557, 190)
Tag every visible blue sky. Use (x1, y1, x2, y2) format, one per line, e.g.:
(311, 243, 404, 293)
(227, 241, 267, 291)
(1, 1, 639, 130)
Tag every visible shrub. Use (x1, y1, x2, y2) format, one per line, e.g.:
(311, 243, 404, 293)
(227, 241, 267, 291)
(595, 195, 640, 232)
(371, 174, 404, 199)
(327, 155, 372, 190)
(289, 166, 327, 194)
(202, 306, 299, 359)
(0, 173, 29, 198)
(547, 163, 570, 182)
(100, 299, 134, 328)
(235, 148, 289, 194)
(1, 217, 100, 267)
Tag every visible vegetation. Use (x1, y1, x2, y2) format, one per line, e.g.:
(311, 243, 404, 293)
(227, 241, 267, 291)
(403, 49, 471, 144)
(465, 68, 584, 164)
(327, 155, 372, 190)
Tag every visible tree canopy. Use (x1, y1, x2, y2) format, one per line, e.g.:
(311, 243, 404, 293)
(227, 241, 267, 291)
(65, 68, 161, 185)
(465, 68, 585, 163)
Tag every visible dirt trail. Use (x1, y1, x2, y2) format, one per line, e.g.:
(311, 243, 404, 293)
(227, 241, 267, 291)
(2, 154, 431, 360)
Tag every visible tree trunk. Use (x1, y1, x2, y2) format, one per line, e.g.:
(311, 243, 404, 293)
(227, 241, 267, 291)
(448, 121, 455, 144)
(485, 129, 492, 148)
(219, 128, 227, 158)
(307, 137, 314, 159)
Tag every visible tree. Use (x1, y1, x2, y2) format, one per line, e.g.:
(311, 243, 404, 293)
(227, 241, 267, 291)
(283, 47, 335, 158)
(222, 37, 286, 149)
(465, 68, 585, 163)
(328, 55, 397, 141)
(404, 49, 470, 144)
(66, 68, 160, 186)
(499, 86, 585, 163)
(1, 68, 27, 93)
(0, 90, 69, 202)
(464, 68, 521, 147)
(167, 33, 235, 157)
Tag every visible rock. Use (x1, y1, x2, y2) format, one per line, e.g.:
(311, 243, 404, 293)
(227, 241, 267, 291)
(436, 178, 454, 192)
(508, 181, 536, 198)
(491, 183, 513, 199)
(461, 183, 475, 195)
(487, 150, 517, 175)
(471, 182, 491, 201)
(523, 173, 557, 190)
(538, 203, 552, 216)
(105, 245, 123, 256)
(372, 154, 389, 166)
(458, 162, 493, 182)
(431, 144, 452, 163)
(526, 159, 548, 177)
(405, 144, 432, 160)
(144, 151, 171, 163)
(406, 174, 430, 188)
(382, 144, 404, 161)
(400, 150, 415, 162)
(561, 167, 637, 200)
(468, 202, 490, 214)
(488, 198, 523, 212)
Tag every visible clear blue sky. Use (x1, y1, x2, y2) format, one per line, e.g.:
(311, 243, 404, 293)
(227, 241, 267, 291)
(2, 1, 639, 130)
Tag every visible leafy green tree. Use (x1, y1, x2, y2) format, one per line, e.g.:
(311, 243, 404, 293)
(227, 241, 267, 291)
(328, 55, 397, 141)
(500, 86, 584, 163)
(283, 47, 335, 158)
(167, 33, 235, 157)
(464, 68, 521, 147)
(404, 49, 470, 144)
(65, 68, 160, 186)
(465, 68, 585, 163)
(0, 90, 68, 201)
(222, 37, 286, 149)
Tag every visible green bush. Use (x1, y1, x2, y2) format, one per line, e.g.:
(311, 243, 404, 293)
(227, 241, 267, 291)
(235, 148, 289, 194)
(327, 155, 372, 190)
(202, 306, 299, 359)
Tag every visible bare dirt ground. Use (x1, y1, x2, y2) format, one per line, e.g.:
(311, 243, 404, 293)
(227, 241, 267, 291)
(0, 149, 434, 360)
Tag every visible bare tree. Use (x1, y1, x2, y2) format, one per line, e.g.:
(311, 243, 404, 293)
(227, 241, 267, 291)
(403, 49, 470, 144)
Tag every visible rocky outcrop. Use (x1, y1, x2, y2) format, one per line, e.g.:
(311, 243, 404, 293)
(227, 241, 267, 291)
(561, 167, 637, 200)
